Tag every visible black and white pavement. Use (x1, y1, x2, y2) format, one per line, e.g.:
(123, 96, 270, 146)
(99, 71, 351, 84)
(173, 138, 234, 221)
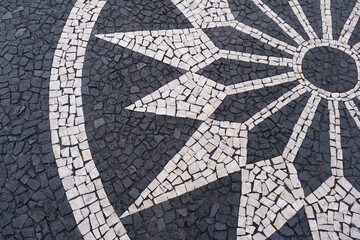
(1, 0, 360, 239)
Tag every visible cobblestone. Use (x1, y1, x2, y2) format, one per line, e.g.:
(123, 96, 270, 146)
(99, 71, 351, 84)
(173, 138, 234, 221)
(2, 0, 360, 239)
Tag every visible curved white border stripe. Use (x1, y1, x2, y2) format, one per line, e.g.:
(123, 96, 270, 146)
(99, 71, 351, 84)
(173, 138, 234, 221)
(49, 0, 129, 239)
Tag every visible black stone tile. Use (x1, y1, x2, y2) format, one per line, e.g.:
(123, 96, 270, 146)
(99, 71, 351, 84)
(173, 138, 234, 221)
(84, 35, 186, 109)
(294, 99, 331, 196)
(211, 81, 299, 123)
(302, 46, 358, 93)
(82, 36, 202, 216)
(197, 58, 293, 86)
(348, 19, 360, 47)
(340, 100, 360, 192)
(347, 3, 360, 47)
(0, 0, 82, 238)
(331, 0, 357, 40)
(228, 0, 298, 47)
(84, 109, 202, 216)
(269, 207, 312, 240)
(203, 26, 293, 58)
(247, 92, 310, 163)
(262, 0, 309, 41)
(94, 0, 193, 34)
(298, 0, 323, 39)
(122, 172, 241, 240)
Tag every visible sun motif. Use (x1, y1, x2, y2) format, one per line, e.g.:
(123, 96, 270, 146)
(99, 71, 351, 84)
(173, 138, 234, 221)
(50, 0, 360, 239)
(95, 0, 360, 239)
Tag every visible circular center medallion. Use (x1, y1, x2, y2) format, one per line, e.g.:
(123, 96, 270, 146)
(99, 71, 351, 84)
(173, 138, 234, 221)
(302, 46, 358, 93)
(293, 40, 360, 100)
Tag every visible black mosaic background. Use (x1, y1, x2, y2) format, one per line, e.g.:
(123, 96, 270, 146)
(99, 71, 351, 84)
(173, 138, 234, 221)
(202, 27, 293, 58)
(0, 0, 82, 239)
(198, 59, 293, 86)
(298, 0, 323, 39)
(294, 99, 331, 197)
(211, 81, 299, 123)
(261, 0, 309, 41)
(228, 0, 299, 46)
(340, 100, 360, 192)
(2, 0, 360, 239)
(121, 173, 241, 240)
(247, 92, 311, 163)
(331, 0, 357, 40)
(269, 207, 312, 240)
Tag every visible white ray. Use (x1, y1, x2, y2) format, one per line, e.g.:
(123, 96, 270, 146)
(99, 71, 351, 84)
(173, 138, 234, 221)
(344, 99, 360, 129)
(224, 72, 298, 95)
(320, 0, 333, 39)
(121, 120, 247, 218)
(244, 84, 306, 130)
(126, 72, 226, 121)
(288, 0, 318, 39)
(170, 0, 297, 55)
(218, 49, 293, 67)
(339, 1, 360, 44)
(95, 28, 219, 72)
(251, 0, 306, 44)
(283, 94, 321, 163)
(231, 21, 297, 55)
(328, 100, 344, 178)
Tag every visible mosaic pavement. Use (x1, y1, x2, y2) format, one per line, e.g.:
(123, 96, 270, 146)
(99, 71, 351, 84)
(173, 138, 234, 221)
(2, 0, 360, 239)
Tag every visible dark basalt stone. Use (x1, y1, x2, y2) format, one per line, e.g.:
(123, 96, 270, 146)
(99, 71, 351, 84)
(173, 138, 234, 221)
(3, 0, 360, 239)
(269, 207, 312, 239)
(294, 99, 331, 196)
(84, 35, 186, 109)
(203, 26, 292, 58)
(302, 46, 358, 93)
(211, 81, 299, 123)
(331, 0, 358, 40)
(228, 0, 298, 47)
(261, 0, 309, 41)
(94, 0, 192, 34)
(0, 0, 82, 238)
(340, 101, 360, 192)
(122, 173, 241, 240)
(247, 92, 311, 163)
(198, 58, 292, 86)
(297, 0, 323, 39)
